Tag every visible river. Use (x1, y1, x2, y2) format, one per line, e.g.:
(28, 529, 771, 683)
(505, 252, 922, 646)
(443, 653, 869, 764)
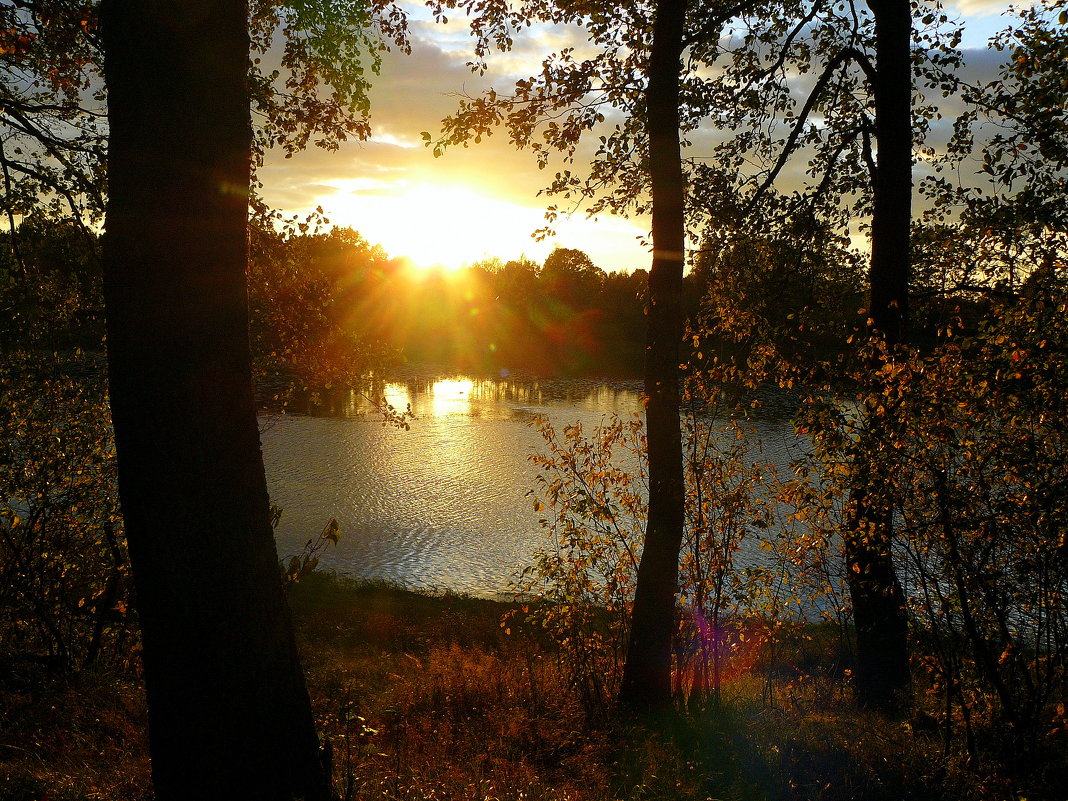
(260, 369, 803, 598)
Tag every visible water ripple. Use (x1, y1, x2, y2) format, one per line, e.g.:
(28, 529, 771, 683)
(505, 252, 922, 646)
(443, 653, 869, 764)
(261, 374, 800, 598)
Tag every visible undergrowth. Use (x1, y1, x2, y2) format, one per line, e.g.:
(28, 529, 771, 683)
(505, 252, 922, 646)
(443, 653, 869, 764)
(1, 573, 1064, 800)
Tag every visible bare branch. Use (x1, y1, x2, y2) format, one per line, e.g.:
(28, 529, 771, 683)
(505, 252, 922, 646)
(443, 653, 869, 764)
(743, 46, 858, 215)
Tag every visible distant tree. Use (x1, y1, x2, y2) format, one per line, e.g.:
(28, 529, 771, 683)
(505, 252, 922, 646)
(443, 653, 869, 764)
(542, 247, 600, 281)
(539, 246, 600, 299)
(248, 221, 398, 389)
(487, 256, 541, 366)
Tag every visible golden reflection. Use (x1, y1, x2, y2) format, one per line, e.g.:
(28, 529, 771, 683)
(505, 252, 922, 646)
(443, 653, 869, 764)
(488, 380, 543, 406)
(336, 374, 641, 421)
(383, 382, 411, 413)
(429, 378, 475, 417)
(578, 384, 636, 415)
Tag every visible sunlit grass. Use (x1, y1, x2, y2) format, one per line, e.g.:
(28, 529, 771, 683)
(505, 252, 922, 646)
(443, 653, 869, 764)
(3, 574, 1063, 800)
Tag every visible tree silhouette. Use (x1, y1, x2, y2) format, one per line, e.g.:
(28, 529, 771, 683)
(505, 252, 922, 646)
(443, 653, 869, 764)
(842, 0, 914, 715)
(100, 1, 331, 797)
(617, 0, 689, 711)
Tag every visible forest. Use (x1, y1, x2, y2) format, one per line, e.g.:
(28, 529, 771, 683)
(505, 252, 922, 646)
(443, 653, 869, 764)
(1, 0, 1066, 800)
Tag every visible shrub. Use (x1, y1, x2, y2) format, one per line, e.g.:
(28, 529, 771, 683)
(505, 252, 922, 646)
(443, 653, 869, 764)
(0, 352, 133, 671)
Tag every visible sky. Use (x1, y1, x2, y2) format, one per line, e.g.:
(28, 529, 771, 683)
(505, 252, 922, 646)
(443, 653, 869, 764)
(257, 0, 1024, 274)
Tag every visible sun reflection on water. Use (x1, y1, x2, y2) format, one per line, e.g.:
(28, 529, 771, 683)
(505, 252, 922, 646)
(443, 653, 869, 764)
(383, 382, 411, 413)
(428, 378, 475, 417)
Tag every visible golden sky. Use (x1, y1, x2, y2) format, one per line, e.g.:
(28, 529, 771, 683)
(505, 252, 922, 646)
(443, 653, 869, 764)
(257, 0, 1015, 273)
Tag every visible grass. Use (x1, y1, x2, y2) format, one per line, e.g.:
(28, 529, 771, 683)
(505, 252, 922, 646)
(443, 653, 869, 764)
(289, 576, 617, 800)
(1, 573, 1064, 800)
(0, 661, 150, 800)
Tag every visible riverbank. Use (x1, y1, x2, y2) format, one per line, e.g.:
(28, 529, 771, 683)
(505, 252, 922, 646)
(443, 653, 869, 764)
(0, 574, 1056, 800)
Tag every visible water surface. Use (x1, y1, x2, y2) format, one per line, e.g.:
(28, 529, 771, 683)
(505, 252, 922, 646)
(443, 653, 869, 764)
(261, 371, 800, 598)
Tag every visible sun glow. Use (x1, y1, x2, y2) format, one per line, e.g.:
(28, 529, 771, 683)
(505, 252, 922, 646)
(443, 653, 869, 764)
(318, 182, 551, 271)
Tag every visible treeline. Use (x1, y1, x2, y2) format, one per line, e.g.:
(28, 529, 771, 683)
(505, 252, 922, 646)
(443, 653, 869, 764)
(245, 219, 877, 384)
(2, 216, 649, 375)
(1, 210, 1035, 382)
(248, 223, 648, 378)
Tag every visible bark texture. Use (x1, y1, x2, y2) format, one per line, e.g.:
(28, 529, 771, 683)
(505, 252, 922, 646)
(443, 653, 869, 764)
(100, 1, 332, 797)
(845, 0, 913, 715)
(618, 0, 688, 712)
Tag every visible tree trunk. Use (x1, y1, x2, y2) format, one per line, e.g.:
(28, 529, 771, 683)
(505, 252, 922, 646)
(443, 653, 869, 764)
(845, 0, 913, 715)
(867, 0, 911, 345)
(618, 0, 688, 712)
(100, 2, 332, 798)
(844, 460, 910, 713)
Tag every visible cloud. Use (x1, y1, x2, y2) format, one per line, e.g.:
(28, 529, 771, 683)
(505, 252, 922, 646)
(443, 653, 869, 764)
(948, 0, 1020, 19)
(256, 14, 656, 272)
(258, 6, 1015, 273)
(256, 24, 653, 271)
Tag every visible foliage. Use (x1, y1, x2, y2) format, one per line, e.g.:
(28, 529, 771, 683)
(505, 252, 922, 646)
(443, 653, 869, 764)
(0, 212, 102, 351)
(514, 415, 647, 714)
(248, 219, 401, 389)
(437, 251, 646, 375)
(0, 351, 132, 672)
(676, 403, 777, 709)
(419, 0, 966, 250)
(248, 0, 411, 162)
(0, 0, 106, 227)
(937, 0, 1068, 206)
(0, 207, 648, 381)
(692, 218, 865, 362)
(249, 226, 649, 378)
(0, 0, 411, 241)
(789, 267, 1068, 789)
(913, 0, 1068, 336)
(278, 508, 342, 588)
(516, 401, 792, 713)
(518, 253, 1067, 788)
(894, 283, 1068, 785)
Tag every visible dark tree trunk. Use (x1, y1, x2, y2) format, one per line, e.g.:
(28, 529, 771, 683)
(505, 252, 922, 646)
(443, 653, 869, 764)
(867, 0, 911, 346)
(844, 462, 910, 713)
(845, 0, 913, 715)
(618, 0, 688, 712)
(100, 2, 332, 798)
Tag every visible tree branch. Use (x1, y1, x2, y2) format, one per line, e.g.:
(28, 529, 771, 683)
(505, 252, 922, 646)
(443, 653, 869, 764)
(0, 137, 29, 280)
(743, 46, 857, 216)
(681, 0, 758, 49)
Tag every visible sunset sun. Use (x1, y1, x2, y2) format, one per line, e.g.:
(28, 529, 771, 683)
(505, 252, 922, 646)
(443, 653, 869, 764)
(319, 181, 550, 270)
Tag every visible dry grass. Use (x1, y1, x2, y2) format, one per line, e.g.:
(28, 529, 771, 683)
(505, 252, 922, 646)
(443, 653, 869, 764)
(1, 575, 1063, 800)
(0, 661, 150, 800)
(291, 577, 626, 801)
